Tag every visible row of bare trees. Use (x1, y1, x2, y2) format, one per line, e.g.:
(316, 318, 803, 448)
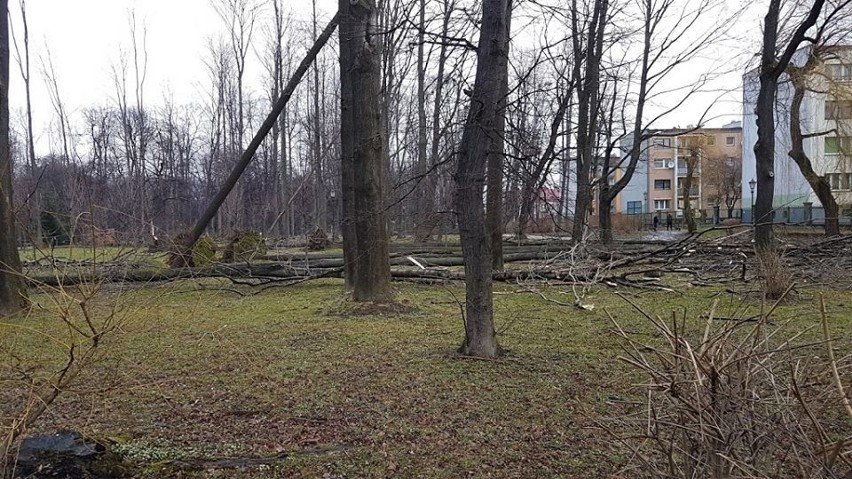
(3, 0, 852, 350)
(4, 0, 744, 250)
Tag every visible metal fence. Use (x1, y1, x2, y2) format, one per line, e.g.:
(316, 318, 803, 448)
(742, 206, 852, 226)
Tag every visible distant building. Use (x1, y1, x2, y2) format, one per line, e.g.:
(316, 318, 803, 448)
(742, 45, 852, 223)
(618, 123, 744, 220)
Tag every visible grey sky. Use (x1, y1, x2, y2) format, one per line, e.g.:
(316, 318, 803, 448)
(10, 0, 758, 157)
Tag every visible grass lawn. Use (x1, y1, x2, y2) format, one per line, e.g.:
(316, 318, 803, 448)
(2, 278, 851, 477)
(19, 245, 169, 266)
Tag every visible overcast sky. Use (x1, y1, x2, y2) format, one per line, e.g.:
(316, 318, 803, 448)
(10, 0, 758, 156)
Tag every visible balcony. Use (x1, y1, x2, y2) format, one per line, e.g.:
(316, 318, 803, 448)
(678, 187, 700, 197)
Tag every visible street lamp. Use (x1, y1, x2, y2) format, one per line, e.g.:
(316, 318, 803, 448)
(748, 178, 756, 223)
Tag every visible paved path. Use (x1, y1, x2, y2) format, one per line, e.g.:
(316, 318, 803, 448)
(637, 230, 690, 241)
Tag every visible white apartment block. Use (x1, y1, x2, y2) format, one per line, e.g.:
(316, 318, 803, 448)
(742, 45, 852, 221)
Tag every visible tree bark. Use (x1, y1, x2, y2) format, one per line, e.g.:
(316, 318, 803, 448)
(754, 0, 826, 250)
(453, 0, 511, 358)
(571, 0, 607, 244)
(339, 0, 392, 302)
(683, 147, 697, 233)
(485, 0, 512, 271)
(413, 0, 430, 240)
(312, 0, 327, 232)
(788, 61, 840, 236)
(0, 0, 28, 316)
(13, 0, 41, 246)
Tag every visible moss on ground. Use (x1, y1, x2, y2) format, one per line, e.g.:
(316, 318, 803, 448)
(2, 278, 850, 478)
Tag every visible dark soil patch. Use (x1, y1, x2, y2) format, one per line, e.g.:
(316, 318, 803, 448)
(326, 300, 418, 318)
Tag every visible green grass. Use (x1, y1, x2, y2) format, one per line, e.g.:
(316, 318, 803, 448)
(2, 279, 850, 478)
(19, 245, 168, 266)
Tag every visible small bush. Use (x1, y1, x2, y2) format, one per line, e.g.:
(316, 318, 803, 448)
(756, 248, 792, 300)
(606, 297, 852, 478)
(221, 231, 267, 262)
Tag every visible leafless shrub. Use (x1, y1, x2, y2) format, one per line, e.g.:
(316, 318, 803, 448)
(1, 261, 126, 476)
(604, 294, 852, 478)
(756, 248, 793, 300)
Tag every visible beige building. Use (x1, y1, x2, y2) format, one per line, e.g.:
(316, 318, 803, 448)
(645, 122, 743, 220)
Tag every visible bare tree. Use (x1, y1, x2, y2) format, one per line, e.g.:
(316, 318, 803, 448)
(453, 0, 512, 358)
(597, 0, 735, 244)
(704, 153, 741, 219)
(485, 0, 513, 270)
(681, 144, 699, 233)
(414, 0, 461, 242)
(754, 0, 827, 249)
(311, 0, 327, 232)
(0, 0, 27, 316)
(788, 53, 841, 236)
(177, 14, 339, 261)
(10, 0, 39, 245)
(571, 0, 608, 244)
(338, 0, 392, 301)
(783, 6, 852, 237)
(213, 0, 259, 233)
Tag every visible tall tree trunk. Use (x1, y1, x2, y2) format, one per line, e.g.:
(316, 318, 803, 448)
(753, 1, 780, 250)
(485, 0, 512, 271)
(571, 0, 607, 244)
(414, 0, 429, 240)
(788, 62, 840, 236)
(0, 0, 27, 316)
(754, 0, 826, 250)
(560, 98, 573, 221)
(339, 0, 392, 302)
(13, 0, 40, 245)
(683, 147, 697, 233)
(454, 0, 511, 358)
(312, 0, 327, 232)
(417, 0, 452, 241)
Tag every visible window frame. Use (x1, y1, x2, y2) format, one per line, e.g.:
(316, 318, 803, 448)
(825, 100, 852, 120)
(626, 201, 642, 215)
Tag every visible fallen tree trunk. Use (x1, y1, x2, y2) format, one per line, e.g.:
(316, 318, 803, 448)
(175, 13, 340, 264)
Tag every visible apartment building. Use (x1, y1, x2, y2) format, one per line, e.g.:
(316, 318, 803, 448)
(741, 45, 852, 222)
(619, 123, 744, 219)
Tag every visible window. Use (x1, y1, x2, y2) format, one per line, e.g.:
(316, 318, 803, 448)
(705, 136, 716, 146)
(626, 201, 642, 215)
(726, 136, 735, 145)
(654, 158, 672, 169)
(825, 100, 852, 120)
(654, 199, 670, 211)
(725, 157, 736, 166)
(654, 179, 672, 190)
(825, 136, 852, 155)
(654, 138, 671, 147)
(825, 172, 852, 191)
(677, 160, 688, 170)
(828, 63, 852, 81)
